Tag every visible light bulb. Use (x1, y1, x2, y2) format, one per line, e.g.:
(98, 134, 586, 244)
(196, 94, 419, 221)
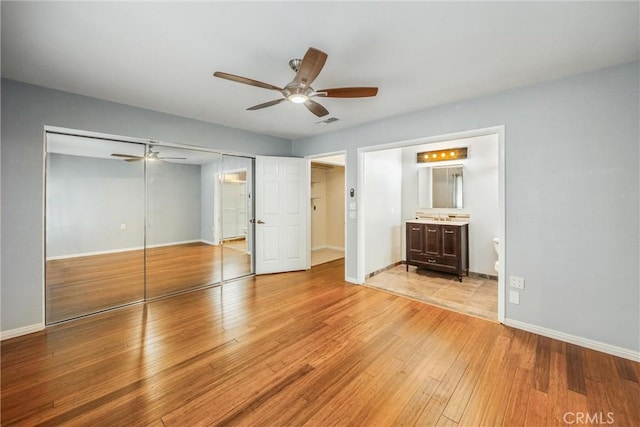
(288, 94, 308, 104)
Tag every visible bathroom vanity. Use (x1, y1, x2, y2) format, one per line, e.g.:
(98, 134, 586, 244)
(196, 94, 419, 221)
(406, 220, 469, 282)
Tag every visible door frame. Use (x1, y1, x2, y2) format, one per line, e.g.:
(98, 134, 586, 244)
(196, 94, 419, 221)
(305, 151, 348, 279)
(357, 126, 506, 323)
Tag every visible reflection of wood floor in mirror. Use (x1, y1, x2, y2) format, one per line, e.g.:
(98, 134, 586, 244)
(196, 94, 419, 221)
(222, 237, 247, 252)
(46, 242, 250, 324)
(365, 265, 498, 322)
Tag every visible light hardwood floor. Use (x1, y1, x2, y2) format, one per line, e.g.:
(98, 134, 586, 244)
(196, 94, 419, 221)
(311, 248, 344, 266)
(3, 259, 639, 425)
(46, 242, 250, 324)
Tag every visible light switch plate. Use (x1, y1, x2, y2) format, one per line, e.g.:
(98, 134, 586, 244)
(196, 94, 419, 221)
(509, 290, 520, 304)
(510, 275, 525, 290)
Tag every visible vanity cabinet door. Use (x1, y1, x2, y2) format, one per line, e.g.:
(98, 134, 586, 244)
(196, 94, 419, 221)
(424, 225, 440, 256)
(441, 226, 460, 259)
(407, 224, 424, 258)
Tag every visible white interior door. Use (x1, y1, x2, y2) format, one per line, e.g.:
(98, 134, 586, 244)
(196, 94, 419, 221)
(255, 156, 307, 274)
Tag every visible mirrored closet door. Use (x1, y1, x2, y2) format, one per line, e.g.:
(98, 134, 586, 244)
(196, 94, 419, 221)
(221, 155, 254, 281)
(46, 134, 257, 324)
(45, 134, 146, 323)
(145, 147, 223, 299)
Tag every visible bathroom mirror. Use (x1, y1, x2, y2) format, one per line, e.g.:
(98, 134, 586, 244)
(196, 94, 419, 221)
(418, 165, 464, 209)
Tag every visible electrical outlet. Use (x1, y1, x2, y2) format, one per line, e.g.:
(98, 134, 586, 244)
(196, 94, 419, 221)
(509, 290, 520, 304)
(510, 275, 525, 290)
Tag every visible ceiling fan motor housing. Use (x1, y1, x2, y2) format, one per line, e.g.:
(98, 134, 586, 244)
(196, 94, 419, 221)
(288, 58, 302, 72)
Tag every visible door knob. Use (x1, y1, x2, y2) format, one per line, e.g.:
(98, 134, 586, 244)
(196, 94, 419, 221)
(257, 220, 265, 224)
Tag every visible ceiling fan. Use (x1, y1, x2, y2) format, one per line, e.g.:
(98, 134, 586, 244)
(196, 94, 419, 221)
(213, 47, 378, 117)
(110, 150, 186, 162)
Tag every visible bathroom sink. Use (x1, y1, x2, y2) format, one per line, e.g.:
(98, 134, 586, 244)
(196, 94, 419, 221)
(408, 219, 469, 226)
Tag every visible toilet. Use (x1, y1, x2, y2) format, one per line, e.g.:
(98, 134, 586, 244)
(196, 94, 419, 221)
(492, 237, 499, 274)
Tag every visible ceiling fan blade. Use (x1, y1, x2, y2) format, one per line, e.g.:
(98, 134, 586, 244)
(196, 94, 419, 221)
(294, 47, 327, 87)
(125, 158, 142, 162)
(213, 71, 282, 91)
(158, 157, 188, 160)
(111, 153, 143, 159)
(304, 99, 329, 117)
(247, 98, 288, 111)
(316, 87, 379, 98)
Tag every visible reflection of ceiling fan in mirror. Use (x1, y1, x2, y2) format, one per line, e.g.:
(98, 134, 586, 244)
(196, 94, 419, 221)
(110, 150, 187, 162)
(213, 47, 378, 117)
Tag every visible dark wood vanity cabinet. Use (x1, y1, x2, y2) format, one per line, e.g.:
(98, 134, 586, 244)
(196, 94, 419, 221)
(406, 221, 469, 281)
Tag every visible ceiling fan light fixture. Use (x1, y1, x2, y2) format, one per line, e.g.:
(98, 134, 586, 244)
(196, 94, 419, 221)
(288, 94, 308, 104)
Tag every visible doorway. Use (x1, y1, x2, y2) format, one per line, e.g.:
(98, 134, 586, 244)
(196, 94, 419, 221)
(44, 132, 255, 324)
(308, 154, 346, 268)
(357, 127, 505, 322)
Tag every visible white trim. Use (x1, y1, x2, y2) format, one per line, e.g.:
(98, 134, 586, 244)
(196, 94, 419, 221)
(46, 239, 205, 260)
(356, 125, 506, 322)
(311, 245, 345, 252)
(1, 323, 44, 341)
(357, 150, 365, 283)
(504, 318, 640, 362)
(44, 125, 256, 159)
(200, 239, 218, 246)
(345, 276, 359, 285)
(496, 126, 506, 324)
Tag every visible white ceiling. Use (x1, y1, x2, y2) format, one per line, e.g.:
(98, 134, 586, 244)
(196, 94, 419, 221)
(2, 2, 638, 140)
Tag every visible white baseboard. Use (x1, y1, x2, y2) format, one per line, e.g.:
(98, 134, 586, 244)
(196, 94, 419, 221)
(1, 323, 44, 341)
(200, 240, 219, 246)
(312, 245, 345, 252)
(345, 276, 360, 284)
(46, 239, 206, 260)
(147, 239, 202, 249)
(503, 318, 640, 362)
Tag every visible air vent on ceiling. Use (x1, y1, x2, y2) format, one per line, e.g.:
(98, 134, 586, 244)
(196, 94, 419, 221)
(316, 117, 339, 125)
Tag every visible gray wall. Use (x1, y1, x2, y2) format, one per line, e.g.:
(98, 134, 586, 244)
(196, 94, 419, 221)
(1, 79, 291, 332)
(147, 161, 202, 246)
(46, 154, 202, 258)
(293, 62, 640, 353)
(46, 153, 145, 257)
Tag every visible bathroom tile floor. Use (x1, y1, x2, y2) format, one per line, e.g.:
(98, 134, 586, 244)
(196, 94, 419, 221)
(365, 265, 498, 322)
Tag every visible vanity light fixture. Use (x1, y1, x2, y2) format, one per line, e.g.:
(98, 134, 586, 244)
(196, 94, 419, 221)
(417, 147, 468, 163)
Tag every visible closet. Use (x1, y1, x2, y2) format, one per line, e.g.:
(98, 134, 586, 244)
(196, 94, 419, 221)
(45, 132, 254, 323)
